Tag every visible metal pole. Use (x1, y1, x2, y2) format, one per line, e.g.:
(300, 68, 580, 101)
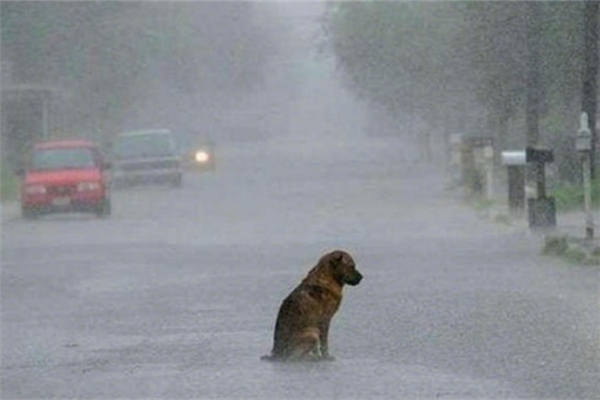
(485, 145, 494, 200)
(577, 112, 594, 239)
(42, 96, 48, 139)
(583, 0, 599, 179)
(582, 152, 594, 239)
(526, 1, 541, 148)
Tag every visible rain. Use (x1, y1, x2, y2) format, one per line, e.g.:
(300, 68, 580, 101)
(1, 1, 598, 399)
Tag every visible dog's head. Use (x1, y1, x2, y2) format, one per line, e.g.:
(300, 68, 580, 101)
(324, 250, 363, 286)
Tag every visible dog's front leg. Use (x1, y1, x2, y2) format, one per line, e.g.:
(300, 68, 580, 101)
(319, 321, 335, 361)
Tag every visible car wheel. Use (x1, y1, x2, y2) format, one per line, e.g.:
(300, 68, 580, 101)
(95, 198, 111, 218)
(21, 206, 38, 220)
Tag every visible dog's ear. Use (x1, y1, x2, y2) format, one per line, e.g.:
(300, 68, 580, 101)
(331, 250, 344, 262)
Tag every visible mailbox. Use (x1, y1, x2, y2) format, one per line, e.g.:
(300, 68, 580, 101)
(501, 150, 526, 166)
(526, 147, 553, 163)
(502, 147, 555, 227)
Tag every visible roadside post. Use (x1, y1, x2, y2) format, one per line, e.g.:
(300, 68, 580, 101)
(501, 151, 526, 215)
(526, 147, 556, 229)
(460, 137, 494, 199)
(483, 143, 494, 200)
(576, 112, 594, 240)
(447, 133, 463, 187)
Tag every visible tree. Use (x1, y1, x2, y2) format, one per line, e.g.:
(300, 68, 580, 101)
(582, 0, 599, 178)
(325, 1, 590, 174)
(1, 2, 276, 138)
(324, 1, 471, 159)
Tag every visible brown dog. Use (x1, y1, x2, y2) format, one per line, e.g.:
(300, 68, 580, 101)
(262, 250, 362, 362)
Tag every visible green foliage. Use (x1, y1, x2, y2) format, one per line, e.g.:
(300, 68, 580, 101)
(542, 234, 569, 256)
(325, 1, 586, 145)
(463, 166, 485, 198)
(493, 213, 512, 226)
(542, 235, 600, 266)
(551, 180, 600, 212)
(541, 109, 580, 181)
(472, 196, 494, 211)
(1, 2, 274, 135)
(563, 245, 588, 264)
(1, 163, 18, 201)
(325, 2, 467, 120)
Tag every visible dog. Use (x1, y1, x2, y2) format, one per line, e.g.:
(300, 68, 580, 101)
(262, 250, 362, 362)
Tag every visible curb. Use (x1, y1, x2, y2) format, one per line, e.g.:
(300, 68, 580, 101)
(479, 202, 600, 266)
(480, 202, 600, 234)
(542, 234, 600, 266)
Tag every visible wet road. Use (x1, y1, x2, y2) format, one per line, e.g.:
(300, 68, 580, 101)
(2, 141, 598, 399)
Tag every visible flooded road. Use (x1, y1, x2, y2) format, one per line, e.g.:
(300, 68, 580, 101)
(2, 140, 598, 399)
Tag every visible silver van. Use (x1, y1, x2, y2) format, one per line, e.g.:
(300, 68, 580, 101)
(111, 129, 183, 188)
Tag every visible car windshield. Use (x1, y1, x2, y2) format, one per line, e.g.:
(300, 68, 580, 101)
(114, 133, 175, 159)
(30, 147, 96, 170)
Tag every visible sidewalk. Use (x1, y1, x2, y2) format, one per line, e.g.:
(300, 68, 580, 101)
(463, 172, 600, 239)
(489, 193, 600, 241)
(554, 209, 600, 239)
(473, 179, 600, 264)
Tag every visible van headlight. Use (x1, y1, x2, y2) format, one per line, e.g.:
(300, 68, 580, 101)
(195, 150, 210, 163)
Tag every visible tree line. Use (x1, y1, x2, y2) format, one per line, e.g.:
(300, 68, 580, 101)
(1, 2, 276, 140)
(324, 1, 596, 180)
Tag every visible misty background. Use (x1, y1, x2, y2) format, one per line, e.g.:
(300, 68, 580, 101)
(2, 3, 599, 398)
(0, 1, 596, 179)
(1, 1, 392, 169)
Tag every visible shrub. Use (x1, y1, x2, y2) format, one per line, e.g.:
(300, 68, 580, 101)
(1, 163, 18, 201)
(551, 180, 600, 212)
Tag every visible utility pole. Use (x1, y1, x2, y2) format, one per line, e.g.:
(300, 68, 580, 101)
(525, 2, 556, 229)
(582, 0, 599, 179)
(526, 1, 541, 149)
(576, 112, 594, 239)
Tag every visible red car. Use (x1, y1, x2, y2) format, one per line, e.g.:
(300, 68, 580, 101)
(19, 139, 111, 219)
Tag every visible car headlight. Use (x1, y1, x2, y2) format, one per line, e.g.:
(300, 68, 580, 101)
(195, 151, 210, 163)
(24, 185, 46, 195)
(77, 182, 101, 192)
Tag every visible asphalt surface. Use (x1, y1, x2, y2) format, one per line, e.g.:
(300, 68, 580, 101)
(2, 141, 599, 399)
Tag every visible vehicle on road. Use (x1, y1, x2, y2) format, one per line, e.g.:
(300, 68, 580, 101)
(111, 129, 183, 188)
(18, 139, 111, 219)
(186, 141, 216, 172)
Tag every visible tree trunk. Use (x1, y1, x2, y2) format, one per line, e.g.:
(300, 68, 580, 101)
(526, 2, 541, 148)
(582, 0, 599, 179)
